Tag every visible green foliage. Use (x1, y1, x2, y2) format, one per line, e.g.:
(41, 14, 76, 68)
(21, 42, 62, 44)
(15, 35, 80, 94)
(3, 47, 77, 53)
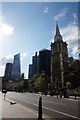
(54, 77, 62, 92)
(34, 74, 42, 89)
(70, 60, 80, 89)
(29, 73, 47, 92)
(14, 80, 23, 92)
(6, 79, 30, 92)
(71, 60, 80, 71)
(23, 79, 29, 92)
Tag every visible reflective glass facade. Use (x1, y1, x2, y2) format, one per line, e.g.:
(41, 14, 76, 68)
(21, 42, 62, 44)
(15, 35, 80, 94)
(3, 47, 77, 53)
(11, 53, 21, 80)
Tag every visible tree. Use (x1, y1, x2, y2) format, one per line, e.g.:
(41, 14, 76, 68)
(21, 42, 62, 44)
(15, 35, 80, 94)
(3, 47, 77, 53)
(71, 60, 80, 71)
(29, 73, 47, 93)
(54, 77, 62, 93)
(70, 60, 80, 90)
(23, 79, 29, 92)
(34, 73, 47, 93)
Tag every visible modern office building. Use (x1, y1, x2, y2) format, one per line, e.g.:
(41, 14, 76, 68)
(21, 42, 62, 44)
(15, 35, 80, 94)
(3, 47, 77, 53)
(28, 64, 33, 79)
(39, 49, 51, 84)
(32, 52, 39, 75)
(4, 63, 13, 81)
(11, 53, 21, 80)
(28, 52, 39, 79)
(51, 22, 69, 88)
(37, 56, 39, 74)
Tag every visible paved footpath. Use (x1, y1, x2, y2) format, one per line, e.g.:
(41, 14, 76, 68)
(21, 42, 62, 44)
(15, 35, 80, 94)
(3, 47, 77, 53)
(0, 93, 2, 120)
(2, 99, 37, 118)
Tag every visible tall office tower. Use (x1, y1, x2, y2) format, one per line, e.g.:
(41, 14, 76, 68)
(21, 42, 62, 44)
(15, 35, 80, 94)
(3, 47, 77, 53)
(39, 49, 51, 84)
(11, 53, 21, 80)
(36, 56, 39, 74)
(32, 52, 37, 75)
(28, 64, 33, 79)
(32, 52, 39, 75)
(51, 22, 69, 88)
(28, 52, 39, 79)
(4, 63, 13, 81)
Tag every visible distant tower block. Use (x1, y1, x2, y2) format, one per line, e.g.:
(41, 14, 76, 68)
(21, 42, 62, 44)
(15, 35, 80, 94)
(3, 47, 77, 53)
(51, 22, 69, 88)
(11, 53, 21, 80)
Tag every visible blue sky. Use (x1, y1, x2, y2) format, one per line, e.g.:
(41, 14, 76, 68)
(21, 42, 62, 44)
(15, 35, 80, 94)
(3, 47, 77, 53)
(0, 2, 79, 78)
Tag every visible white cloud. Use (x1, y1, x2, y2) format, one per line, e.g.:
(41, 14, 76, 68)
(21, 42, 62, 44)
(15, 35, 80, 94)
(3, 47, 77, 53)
(1, 23, 14, 36)
(0, 56, 13, 66)
(61, 24, 78, 46)
(44, 7, 48, 13)
(51, 23, 78, 59)
(54, 8, 68, 20)
(0, 15, 14, 44)
(61, 24, 78, 59)
(71, 46, 78, 56)
(0, 66, 5, 76)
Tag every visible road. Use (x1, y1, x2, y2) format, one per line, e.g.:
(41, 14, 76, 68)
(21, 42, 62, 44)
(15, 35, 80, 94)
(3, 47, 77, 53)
(3, 92, 80, 119)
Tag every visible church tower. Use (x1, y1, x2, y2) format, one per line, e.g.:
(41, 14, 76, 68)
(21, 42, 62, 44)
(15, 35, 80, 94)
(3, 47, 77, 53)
(51, 22, 69, 88)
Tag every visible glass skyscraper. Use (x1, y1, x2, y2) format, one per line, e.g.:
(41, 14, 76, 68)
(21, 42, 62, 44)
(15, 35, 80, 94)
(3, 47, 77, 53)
(11, 53, 21, 80)
(4, 63, 13, 81)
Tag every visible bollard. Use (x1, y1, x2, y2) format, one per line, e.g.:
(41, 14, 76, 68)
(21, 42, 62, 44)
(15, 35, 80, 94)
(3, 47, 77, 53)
(38, 96, 43, 120)
(75, 94, 76, 99)
(57, 92, 58, 98)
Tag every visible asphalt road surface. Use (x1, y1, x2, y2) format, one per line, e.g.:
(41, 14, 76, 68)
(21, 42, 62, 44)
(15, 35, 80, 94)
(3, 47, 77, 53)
(3, 92, 80, 120)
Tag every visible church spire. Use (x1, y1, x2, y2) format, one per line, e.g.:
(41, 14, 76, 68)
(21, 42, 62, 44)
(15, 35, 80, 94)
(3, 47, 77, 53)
(56, 21, 60, 36)
(54, 21, 63, 42)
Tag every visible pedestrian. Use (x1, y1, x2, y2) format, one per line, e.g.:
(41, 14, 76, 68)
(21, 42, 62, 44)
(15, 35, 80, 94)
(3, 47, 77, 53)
(4, 90, 7, 100)
(56, 91, 59, 98)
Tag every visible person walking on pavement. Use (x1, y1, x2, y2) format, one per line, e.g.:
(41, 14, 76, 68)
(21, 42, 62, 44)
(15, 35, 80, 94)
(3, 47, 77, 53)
(3, 89, 7, 100)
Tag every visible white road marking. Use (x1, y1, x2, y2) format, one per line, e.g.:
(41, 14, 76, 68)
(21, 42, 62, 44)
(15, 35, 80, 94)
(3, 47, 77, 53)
(15, 102, 50, 118)
(43, 106, 79, 119)
(7, 98, 80, 119)
(17, 103, 37, 115)
(23, 102, 79, 119)
(18, 101, 79, 119)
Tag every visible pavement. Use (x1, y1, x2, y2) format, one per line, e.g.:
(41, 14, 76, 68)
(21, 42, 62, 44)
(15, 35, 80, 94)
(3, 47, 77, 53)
(52, 95, 80, 100)
(2, 99, 37, 118)
(0, 93, 2, 120)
